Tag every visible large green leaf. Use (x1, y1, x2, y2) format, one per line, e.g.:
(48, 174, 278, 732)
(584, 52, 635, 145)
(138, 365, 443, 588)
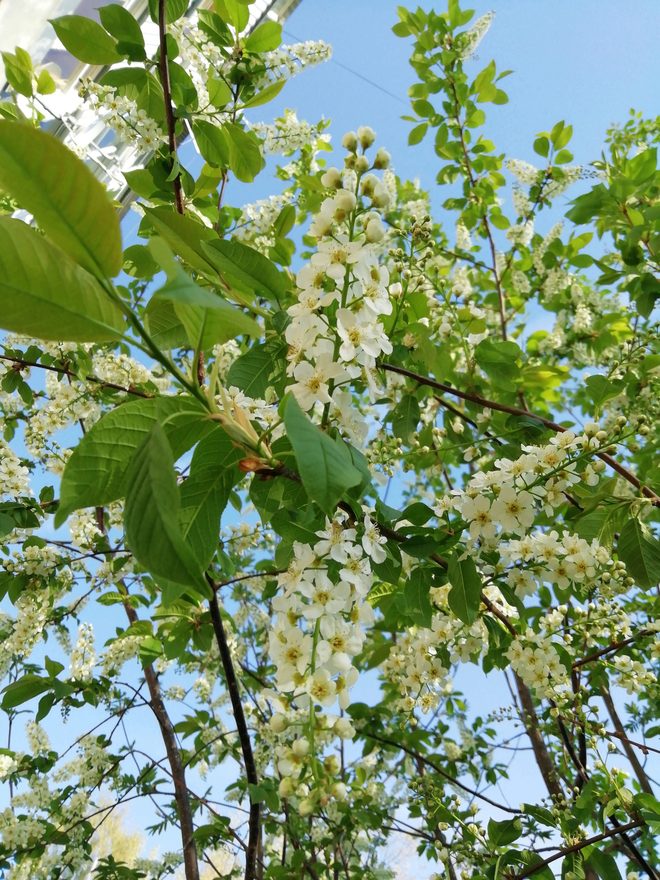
(56, 396, 210, 525)
(0, 218, 124, 342)
(98, 5, 145, 53)
(244, 20, 282, 52)
(142, 206, 217, 275)
(221, 122, 265, 182)
(447, 555, 482, 625)
(475, 339, 522, 388)
(147, 0, 189, 24)
(282, 396, 362, 515)
(0, 121, 122, 278)
(144, 297, 188, 350)
(125, 424, 205, 589)
(617, 518, 660, 587)
(179, 428, 242, 567)
(227, 341, 285, 397)
(202, 239, 288, 302)
(152, 267, 261, 348)
(50, 15, 121, 64)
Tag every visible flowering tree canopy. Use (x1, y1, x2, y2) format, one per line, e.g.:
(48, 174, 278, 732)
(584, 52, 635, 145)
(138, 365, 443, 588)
(0, 2, 659, 880)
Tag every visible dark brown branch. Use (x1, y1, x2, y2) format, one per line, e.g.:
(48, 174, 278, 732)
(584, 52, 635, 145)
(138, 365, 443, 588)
(514, 820, 643, 879)
(573, 630, 652, 669)
(513, 674, 563, 800)
(601, 687, 654, 795)
(364, 730, 522, 814)
(379, 361, 660, 504)
(121, 595, 200, 880)
(0, 354, 152, 398)
(209, 589, 260, 880)
(158, 0, 185, 215)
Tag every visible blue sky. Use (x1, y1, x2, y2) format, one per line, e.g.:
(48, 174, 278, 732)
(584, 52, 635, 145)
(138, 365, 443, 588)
(239, 0, 660, 210)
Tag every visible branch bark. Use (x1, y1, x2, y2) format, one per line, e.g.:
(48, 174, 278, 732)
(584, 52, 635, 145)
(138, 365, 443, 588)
(601, 686, 654, 795)
(208, 590, 261, 880)
(120, 593, 200, 880)
(157, 0, 184, 215)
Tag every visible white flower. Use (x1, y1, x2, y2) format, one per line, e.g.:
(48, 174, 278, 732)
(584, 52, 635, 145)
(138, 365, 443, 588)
(361, 516, 386, 563)
(336, 308, 393, 363)
(490, 486, 535, 534)
(290, 355, 347, 410)
(299, 571, 351, 619)
(306, 668, 337, 706)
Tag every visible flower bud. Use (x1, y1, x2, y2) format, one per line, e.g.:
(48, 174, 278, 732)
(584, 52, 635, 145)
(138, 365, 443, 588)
(365, 216, 385, 242)
(373, 147, 391, 169)
(330, 781, 348, 801)
(269, 713, 288, 734)
(355, 154, 370, 173)
(321, 167, 342, 188)
(278, 777, 296, 798)
(357, 125, 376, 149)
(342, 131, 358, 152)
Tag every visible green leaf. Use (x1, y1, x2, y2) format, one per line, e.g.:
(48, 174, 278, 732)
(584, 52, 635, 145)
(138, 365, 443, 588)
(50, 15, 121, 64)
(0, 218, 124, 342)
(402, 569, 433, 627)
(533, 135, 550, 158)
(475, 339, 522, 388)
(584, 374, 625, 407)
(390, 394, 420, 441)
(152, 267, 260, 348)
(487, 817, 522, 847)
(142, 206, 217, 276)
(144, 297, 188, 349)
(207, 76, 232, 108)
(2, 49, 33, 97)
(214, 0, 249, 32)
(36, 68, 57, 95)
(125, 424, 205, 590)
(273, 204, 296, 238)
(56, 396, 210, 525)
(221, 122, 265, 182)
(202, 239, 288, 302)
(148, 0, 189, 24)
(0, 121, 122, 278)
(242, 79, 286, 109)
(617, 518, 660, 587)
(447, 556, 482, 625)
(2, 675, 51, 710)
(192, 119, 230, 167)
(98, 4, 145, 50)
(283, 396, 362, 515)
(585, 849, 622, 880)
(244, 20, 282, 52)
(179, 428, 242, 568)
(408, 122, 428, 145)
(227, 341, 284, 397)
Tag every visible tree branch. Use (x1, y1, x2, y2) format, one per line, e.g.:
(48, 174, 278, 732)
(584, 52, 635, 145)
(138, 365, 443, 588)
(379, 361, 659, 504)
(158, 0, 185, 215)
(514, 820, 643, 879)
(208, 589, 261, 880)
(600, 686, 654, 795)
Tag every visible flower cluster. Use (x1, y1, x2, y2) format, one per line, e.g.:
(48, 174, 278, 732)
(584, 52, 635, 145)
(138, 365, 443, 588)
(285, 129, 396, 422)
(79, 80, 166, 153)
(269, 511, 385, 711)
